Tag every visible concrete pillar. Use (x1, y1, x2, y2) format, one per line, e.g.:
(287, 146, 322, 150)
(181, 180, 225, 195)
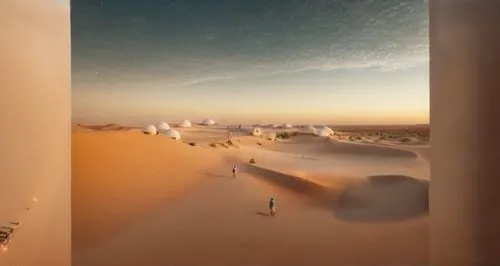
(430, 1, 500, 266)
(0, 1, 71, 266)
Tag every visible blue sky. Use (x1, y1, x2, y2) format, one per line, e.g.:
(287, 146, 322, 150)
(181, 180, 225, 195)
(71, 0, 429, 125)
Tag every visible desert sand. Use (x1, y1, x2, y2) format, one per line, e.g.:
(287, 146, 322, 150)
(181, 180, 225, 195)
(72, 123, 430, 266)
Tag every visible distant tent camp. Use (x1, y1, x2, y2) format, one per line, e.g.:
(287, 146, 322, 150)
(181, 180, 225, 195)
(156, 122, 170, 133)
(161, 129, 181, 140)
(252, 127, 263, 136)
(143, 124, 157, 135)
(178, 120, 192, 128)
(201, 118, 216, 126)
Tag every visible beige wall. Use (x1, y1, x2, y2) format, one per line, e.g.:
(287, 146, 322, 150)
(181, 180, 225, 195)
(430, 1, 500, 265)
(0, 0, 71, 265)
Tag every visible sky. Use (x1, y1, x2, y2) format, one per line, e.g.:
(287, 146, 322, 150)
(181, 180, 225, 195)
(71, 0, 429, 126)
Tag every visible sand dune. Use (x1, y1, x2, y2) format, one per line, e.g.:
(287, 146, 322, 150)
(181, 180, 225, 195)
(73, 126, 430, 266)
(72, 130, 227, 251)
(245, 164, 429, 222)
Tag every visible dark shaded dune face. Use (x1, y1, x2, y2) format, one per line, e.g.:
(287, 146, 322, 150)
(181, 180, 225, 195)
(333, 175, 429, 222)
(244, 164, 428, 223)
(244, 163, 327, 198)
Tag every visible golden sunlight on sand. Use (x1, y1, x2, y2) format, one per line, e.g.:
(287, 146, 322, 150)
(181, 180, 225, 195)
(72, 123, 430, 266)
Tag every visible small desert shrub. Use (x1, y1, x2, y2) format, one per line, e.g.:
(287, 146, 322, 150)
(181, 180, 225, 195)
(249, 158, 256, 164)
(401, 137, 411, 142)
(276, 131, 290, 139)
(189, 142, 196, 146)
(209, 143, 217, 148)
(257, 142, 262, 146)
(227, 139, 234, 146)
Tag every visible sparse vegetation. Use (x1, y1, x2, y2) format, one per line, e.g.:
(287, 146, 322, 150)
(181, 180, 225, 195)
(209, 143, 217, 148)
(276, 131, 290, 139)
(249, 158, 256, 164)
(257, 142, 262, 146)
(189, 142, 196, 146)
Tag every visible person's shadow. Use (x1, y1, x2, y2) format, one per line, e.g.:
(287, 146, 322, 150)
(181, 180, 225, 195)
(205, 172, 230, 179)
(256, 211, 271, 217)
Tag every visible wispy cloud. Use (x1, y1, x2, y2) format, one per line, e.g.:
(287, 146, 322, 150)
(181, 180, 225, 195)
(72, 0, 428, 89)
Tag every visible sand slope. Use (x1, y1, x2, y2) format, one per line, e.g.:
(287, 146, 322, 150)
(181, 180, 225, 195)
(73, 129, 430, 266)
(74, 162, 428, 266)
(72, 130, 227, 251)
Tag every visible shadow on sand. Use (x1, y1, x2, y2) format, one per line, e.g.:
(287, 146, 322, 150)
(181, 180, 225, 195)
(244, 164, 429, 222)
(293, 156, 319, 161)
(256, 211, 271, 217)
(333, 175, 429, 222)
(205, 172, 232, 179)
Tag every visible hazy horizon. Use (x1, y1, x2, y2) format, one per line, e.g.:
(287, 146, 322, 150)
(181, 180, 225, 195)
(71, 0, 429, 126)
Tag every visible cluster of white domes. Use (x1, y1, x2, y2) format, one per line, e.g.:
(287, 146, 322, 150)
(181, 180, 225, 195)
(142, 121, 181, 140)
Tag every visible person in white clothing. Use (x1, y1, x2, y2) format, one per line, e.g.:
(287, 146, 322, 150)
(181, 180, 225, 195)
(232, 165, 238, 178)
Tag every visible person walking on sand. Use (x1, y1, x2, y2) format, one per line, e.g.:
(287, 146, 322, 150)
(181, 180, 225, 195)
(269, 197, 276, 216)
(232, 165, 238, 178)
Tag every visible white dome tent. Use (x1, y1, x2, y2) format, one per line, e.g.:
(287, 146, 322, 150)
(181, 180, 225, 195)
(143, 124, 157, 135)
(156, 122, 170, 133)
(283, 124, 293, 129)
(316, 128, 332, 137)
(178, 120, 192, 128)
(161, 129, 181, 140)
(320, 126, 334, 135)
(307, 125, 317, 133)
(252, 127, 263, 136)
(201, 118, 216, 126)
